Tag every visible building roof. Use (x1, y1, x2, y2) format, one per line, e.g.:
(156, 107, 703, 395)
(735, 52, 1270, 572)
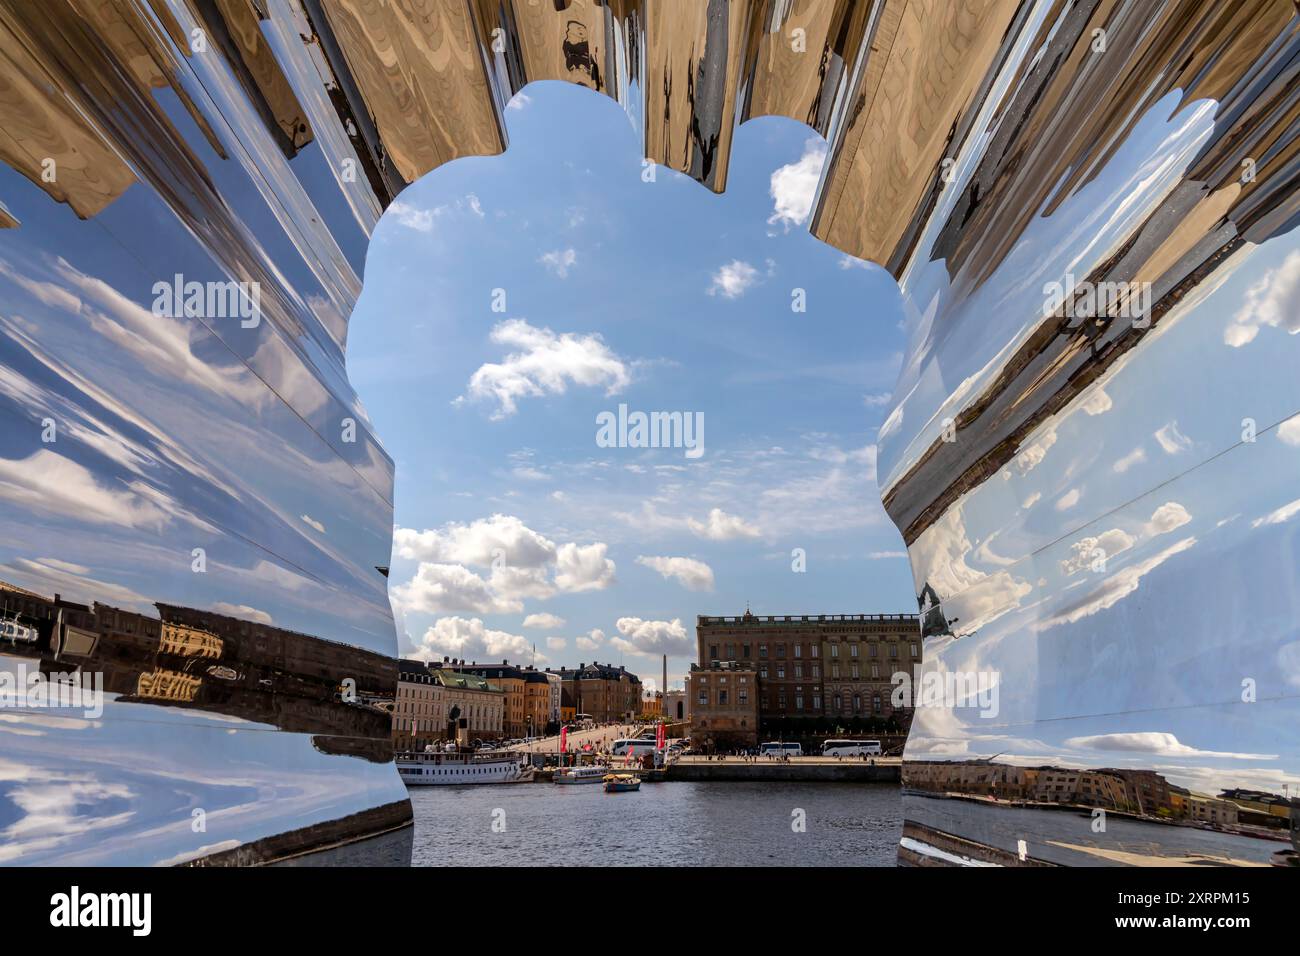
(553, 661, 640, 683)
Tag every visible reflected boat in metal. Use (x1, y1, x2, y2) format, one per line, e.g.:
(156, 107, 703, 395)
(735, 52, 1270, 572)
(0, 0, 1296, 865)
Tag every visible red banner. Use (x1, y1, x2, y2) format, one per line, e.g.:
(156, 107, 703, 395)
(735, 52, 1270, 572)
(560, 726, 567, 752)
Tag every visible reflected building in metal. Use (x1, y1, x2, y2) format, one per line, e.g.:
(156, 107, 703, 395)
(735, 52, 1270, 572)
(0, 0, 1296, 865)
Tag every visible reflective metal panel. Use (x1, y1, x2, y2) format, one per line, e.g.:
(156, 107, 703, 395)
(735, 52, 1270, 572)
(878, 0, 1300, 866)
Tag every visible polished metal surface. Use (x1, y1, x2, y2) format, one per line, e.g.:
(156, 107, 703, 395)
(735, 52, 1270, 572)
(0, 0, 1296, 865)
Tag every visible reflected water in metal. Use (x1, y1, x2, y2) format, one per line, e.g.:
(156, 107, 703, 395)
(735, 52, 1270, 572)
(0, 0, 1296, 865)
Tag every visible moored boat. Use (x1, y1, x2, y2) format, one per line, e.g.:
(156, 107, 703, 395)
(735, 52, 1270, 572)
(397, 748, 532, 786)
(553, 765, 607, 785)
(603, 773, 641, 793)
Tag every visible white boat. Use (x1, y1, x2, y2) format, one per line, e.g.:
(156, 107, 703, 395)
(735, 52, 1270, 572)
(397, 749, 532, 786)
(553, 765, 607, 785)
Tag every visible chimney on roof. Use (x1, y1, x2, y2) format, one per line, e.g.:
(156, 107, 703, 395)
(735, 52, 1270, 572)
(502, 659, 507, 665)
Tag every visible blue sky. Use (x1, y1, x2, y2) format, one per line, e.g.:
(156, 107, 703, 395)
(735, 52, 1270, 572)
(347, 82, 916, 691)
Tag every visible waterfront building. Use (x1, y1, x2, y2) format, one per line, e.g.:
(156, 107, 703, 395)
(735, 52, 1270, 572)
(560, 686, 576, 724)
(544, 670, 563, 731)
(522, 668, 551, 738)
(695, 611, 921, 738)
(443, 661, 528, 737)
(394, 660, 447, 752)
(688, 662, 760, 749)
(663, 690, 688, 723)
(553, 662, 642, 723)
(641, 691, 663, 717)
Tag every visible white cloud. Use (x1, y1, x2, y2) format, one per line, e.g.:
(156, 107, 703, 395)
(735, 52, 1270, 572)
(687, 507, 761, 541)
(1112, 446, 1146, 473)
(707, 260, 760, 299)
(767, 138, 827, 230)
(1154, 421, 1192, 455)
(461, 318, 630, 418)
(635, 555, 715, 591)
(391, 562, 521, 615)
(210, 602, 273, 625)
(394, 514, 555, 568)
(614, 617, 692, 656)
(387, 201, 435, 232)
(538, 248, 577, 278)
(1277, 414, 1300, 446)
(863, 392, 891, 407)
(545, 636, 566, 650)
(553, 542, 616, 592)
(1252, 498, 1300, 528)
(1224, 249, 1300, 347)
(1064, 731, 1275, 761)
(299, 514, 325, 534)
(0, 450, 175, 531)
(506, 91, 532, 111)
(1055, 488, 1080, 511)
(523, 612, 566, 630)
(1145, 501, 1191, 535)
(576, 628, 605, 651)
(1060, 528, 1134, 575)
(410, 616, 537, 664)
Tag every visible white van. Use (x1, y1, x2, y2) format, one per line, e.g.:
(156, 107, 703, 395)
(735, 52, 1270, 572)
(759, 741, 802, 757)
(822, 739, 882, 756)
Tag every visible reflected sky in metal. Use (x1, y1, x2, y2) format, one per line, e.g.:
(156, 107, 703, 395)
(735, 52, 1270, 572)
(0, 0, 1296, 865)
(880, 0, 1300, 866)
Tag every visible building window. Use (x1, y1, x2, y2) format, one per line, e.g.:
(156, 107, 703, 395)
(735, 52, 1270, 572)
(738, 689, 747, 704)
(830, 644, 839, 658)
(811, 644, 819, 658)
(795, 694, 803, 710)
(794, 663, 803, 678)
(870, 644, 878, 658)
(719, 690, 728, 705)
(776, 665, 785, 679)
(812, 695, 821, 710)
(759, 665, 768, 679)
(890, 644, 898, 658)
(725, 643, 733, 659)
(710, 644, 719, 660)
(776, 643, 786, 658)
(873, 695, 882, 712)
(910, 643, 919, 657)
(871, 664, 879, 679)
(853, 694, 861, 712)
(850, 663, 859, 679)
(743, 643, 751, 658)
(698, 691, 707, 706)
(794, 644, 802, 658)
(833, 694, 841, 711)
(850, 643, 859, 658)
(831, 664, 840, 679)
(811, 663, 820, 678)
(759, 644, 768, 658)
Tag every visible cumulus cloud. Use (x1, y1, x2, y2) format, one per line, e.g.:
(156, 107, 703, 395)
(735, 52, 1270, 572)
(538, 248, 577, 278)
(410, 616, 537, 664)
(523, 612, 566, 630)
(635, 555, 715, 591)
(554, 542, 616, 592)
(614, 617, 692, 656)
(1277, 414, 1300, 446)
(394, 514, 555, 568)
(1038, 536, 1197, 629)
(1145, 501, 1191, 535)
(391, 562, 521, 615)
(707, 260, 760, 299)
(545, 636, 566, 650)
(461, 319, 630, 418)
(576, 628, 605, 651)
(687, 507, 761, 541)
(392, 515, 615, 613)
(1224, 249, 1300, 347)
(767, 138, 827, 230)
(1060, 528, 1134, 575)
(299, 514, 325, 534)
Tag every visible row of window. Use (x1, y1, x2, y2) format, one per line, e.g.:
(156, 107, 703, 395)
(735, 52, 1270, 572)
(708, 641, 920, 661)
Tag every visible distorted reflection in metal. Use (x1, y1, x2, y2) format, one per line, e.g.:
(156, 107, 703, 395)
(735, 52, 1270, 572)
(0, 0, 1296, 866)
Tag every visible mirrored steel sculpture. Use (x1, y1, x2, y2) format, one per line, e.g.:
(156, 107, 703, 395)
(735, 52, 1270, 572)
(0, 0, 1295, 865)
